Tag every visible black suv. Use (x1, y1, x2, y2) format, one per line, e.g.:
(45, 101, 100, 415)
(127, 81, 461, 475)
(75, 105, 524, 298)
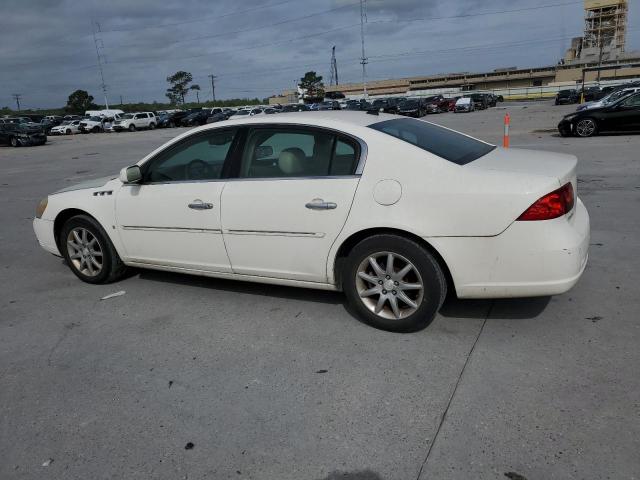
(397, 98, 426, 117)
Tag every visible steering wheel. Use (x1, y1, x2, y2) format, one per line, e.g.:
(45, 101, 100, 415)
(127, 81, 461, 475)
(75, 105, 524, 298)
(185, 159, 209, 180)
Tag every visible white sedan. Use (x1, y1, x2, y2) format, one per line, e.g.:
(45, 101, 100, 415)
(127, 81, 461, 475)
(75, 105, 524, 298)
(33, 111, 589, 332)
(50, 120, 81, 135)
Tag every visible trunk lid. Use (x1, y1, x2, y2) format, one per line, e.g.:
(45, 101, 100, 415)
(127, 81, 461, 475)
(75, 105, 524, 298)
(456, 147, 578, 235)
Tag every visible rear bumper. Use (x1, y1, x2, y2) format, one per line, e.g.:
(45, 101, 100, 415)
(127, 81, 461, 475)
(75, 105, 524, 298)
(33, 218, 61, 256)
(428, 198, 590, 298)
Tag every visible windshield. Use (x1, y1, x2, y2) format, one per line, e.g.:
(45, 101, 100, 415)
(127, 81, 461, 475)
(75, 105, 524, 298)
(400, 100, 418, 108)
(236, 110, 249, 115)
(122, 114, 134, 119)
(89, 116, 102, 122)
(369, 118, 495, 165)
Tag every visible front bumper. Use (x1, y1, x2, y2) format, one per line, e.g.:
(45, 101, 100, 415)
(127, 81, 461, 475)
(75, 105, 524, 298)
(428, 198, 590, 298)
(558, 119, 574, 136)
(33, 218, 61, 256)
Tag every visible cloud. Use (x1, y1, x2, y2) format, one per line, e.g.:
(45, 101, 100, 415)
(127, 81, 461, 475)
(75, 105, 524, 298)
(0, 0, 638, 109)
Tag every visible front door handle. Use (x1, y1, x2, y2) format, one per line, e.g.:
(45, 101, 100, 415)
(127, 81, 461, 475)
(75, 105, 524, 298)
(305, 198, 337, 210)
(188, 200, 214, 210)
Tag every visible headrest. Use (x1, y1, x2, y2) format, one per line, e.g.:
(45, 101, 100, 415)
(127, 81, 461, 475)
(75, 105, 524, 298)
(278, 147, 306, 175)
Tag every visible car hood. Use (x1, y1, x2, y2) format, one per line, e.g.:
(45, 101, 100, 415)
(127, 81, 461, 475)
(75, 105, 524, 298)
(54, 175, 116, 194)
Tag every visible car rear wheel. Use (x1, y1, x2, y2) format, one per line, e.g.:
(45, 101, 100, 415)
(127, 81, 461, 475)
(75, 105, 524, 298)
(60, 215, 128, 284)
(10, 137, 19, 147)
(343, 234, 447, 332)
(128, 124, 136, 132)
(575, 118, 598, 137)
(149, 122, 155, 130)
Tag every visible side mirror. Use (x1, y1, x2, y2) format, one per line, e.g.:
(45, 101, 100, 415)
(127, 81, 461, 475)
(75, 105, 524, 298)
(119, 165, 142, 184)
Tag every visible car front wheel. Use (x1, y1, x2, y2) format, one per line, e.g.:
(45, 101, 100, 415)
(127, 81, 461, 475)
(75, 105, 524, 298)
(10, 137, 19, 147)
(60, 215, 128, 284)
(575, 118, 598, 137)
(149, 122, 155, 130)
(128, 124, 136, 132)
(343, 234, 447, 332)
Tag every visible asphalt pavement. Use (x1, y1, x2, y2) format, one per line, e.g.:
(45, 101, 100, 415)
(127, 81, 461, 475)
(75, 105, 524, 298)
(1, 102, 638, 480)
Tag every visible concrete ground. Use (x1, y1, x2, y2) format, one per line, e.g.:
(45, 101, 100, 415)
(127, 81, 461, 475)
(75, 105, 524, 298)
(1, 102, 638, 480)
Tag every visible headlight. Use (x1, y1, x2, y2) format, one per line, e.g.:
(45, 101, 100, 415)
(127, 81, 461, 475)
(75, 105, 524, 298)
(36, 197, 48, 219)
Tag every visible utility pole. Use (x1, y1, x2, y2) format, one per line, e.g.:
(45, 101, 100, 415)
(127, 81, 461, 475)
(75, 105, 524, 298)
(120, 95, 123, 106)
(12, 93, 22, 111)
(330, 46, 339, 86)
(92, 21, 109, 110)
(359, 0, 368, 98)
(208, 74, 217, 103)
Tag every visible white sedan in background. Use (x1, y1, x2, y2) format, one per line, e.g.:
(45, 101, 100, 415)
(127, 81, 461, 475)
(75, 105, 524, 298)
(50, 120, 81, 135)
(33, 111, 589, 332)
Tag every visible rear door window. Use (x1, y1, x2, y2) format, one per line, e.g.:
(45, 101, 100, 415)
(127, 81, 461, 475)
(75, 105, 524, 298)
(369, 118, 495, 165)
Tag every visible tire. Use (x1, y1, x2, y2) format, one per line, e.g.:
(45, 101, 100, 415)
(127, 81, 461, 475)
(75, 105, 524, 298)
(575, 118, 598, 137)
(59, 214, 128, 284)
(128, 124, 136, 132)
(66, 129, 72, 135)
(148, 122, 155, 130)
(342, 234, 447, 332)
(10, 137, 19, 147)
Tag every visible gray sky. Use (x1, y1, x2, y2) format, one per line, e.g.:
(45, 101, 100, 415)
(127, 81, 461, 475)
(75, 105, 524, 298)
(2, 0, 639, 109)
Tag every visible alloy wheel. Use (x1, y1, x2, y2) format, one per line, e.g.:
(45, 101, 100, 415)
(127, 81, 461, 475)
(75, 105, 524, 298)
(576, 119, 596, 137)
(66, 227, 103, 277)
(355, 251, 424, 320)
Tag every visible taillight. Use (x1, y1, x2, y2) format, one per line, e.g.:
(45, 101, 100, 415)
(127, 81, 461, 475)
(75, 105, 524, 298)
(517, 182, 575, 221)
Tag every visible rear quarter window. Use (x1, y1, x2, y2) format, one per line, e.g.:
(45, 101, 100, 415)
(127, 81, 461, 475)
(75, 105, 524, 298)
(368, 118, 495, 165)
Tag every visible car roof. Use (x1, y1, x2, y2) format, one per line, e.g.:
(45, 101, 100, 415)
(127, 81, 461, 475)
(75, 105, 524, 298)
(221, 110, 397, 128)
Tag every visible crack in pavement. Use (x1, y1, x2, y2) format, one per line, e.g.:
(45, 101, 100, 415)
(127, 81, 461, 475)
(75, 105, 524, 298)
(415, 300, 495, 480)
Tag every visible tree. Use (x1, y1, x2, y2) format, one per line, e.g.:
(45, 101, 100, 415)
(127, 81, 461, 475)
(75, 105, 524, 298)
(190, 84, 201, 104)
(298, 71, 325, 102)
(65, 89, 97, 114)
(166, 71, 194, 105)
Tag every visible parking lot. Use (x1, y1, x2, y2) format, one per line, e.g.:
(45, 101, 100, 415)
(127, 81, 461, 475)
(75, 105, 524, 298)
(1, 101, 639, 479)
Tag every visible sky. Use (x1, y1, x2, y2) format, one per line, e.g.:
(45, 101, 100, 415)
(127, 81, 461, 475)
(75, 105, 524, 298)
(1, 0, 639, 109)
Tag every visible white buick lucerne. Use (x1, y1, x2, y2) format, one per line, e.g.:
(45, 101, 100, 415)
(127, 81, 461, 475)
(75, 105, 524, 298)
(33, 111, 589, 332)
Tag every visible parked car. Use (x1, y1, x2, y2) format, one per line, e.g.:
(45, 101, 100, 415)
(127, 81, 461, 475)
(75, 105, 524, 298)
(180, 110, 212, 127)
(318, 101, 341, 110)
(281, 104, 309, 112)
(581, 86, 603, 102)
(112, 112, 157, 131)
(454, 97, 475, 113)
(33, 111, 589, 332)
(158, 110, 190, 128)
(444, 97, 460, 112)
(397, 98, 426, 117)
(465, 93, 489, 110)
(422, 95, 449, 114)
(380, 97, 405, 114)
(50, 120, 81, 135)
(558, 91, 640, 137)
(577, 87, 640, 111)
(78, 116, 105, 133)
(555, 89, 580, 105)
(372, 98, 389, 112)
(0, 122, 47, 147)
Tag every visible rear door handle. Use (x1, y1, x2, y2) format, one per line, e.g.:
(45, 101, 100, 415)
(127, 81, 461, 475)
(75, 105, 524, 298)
(305, 198, 337, 210)
(188, 199, 214, 210)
